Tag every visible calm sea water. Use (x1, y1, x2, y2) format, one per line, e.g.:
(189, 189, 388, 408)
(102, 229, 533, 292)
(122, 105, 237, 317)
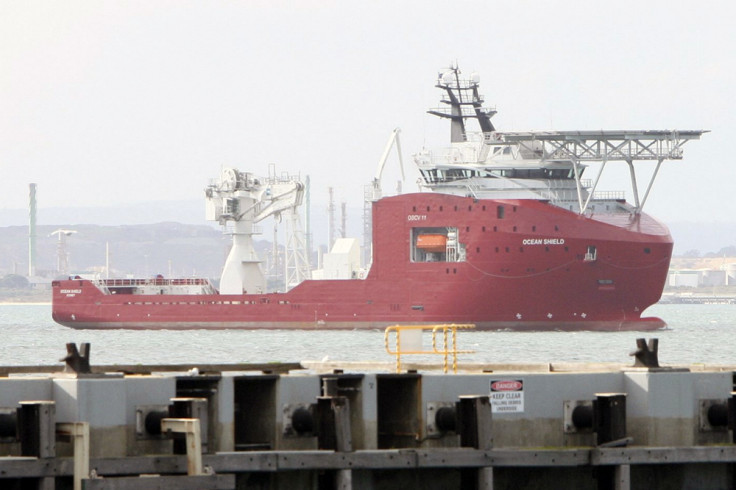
(0, 304, 734, 367)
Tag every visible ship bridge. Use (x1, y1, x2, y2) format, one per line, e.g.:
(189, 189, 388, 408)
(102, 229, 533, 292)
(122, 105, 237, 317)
(419, 65, 707, 215)
(417, 129, 706, 214)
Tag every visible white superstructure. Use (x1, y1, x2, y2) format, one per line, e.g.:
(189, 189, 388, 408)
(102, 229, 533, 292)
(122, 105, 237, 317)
(416, 66, 706, 216)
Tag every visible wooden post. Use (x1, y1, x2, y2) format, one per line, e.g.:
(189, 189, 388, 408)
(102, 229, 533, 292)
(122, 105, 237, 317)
(595, 393, 630, 490)
(317, 379, 352, 452)
(170, 397, 208, 454)
(57, 422, 89, 490)
(458, 395, 493, 490)
(318, 378, 353, 490)
(728, 392, 736, 488)
(18, 401, 56, 490)
(161, 418, 203, 476)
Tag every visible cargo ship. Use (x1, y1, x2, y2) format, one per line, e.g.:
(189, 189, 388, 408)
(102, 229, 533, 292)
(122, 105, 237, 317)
(52, 67, 705, 331)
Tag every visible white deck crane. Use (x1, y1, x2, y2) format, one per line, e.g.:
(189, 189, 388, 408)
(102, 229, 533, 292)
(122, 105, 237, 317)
(205, 167, 309, 294)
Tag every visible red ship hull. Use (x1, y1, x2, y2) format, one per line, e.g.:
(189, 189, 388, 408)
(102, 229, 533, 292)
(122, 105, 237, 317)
(52, 194, 671, 331)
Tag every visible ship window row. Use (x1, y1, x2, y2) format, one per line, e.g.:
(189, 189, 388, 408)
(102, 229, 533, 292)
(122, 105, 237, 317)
(419, 168, 574, 184)
(123, 300, 291, 306)
(417, 223, 559, 235)
(409, 206, 563, 235)
(420, 168, 481, 183)
(490, 246, 570, 253)
(498, 168, 575, 179)
(410, 204, 517, 215)
(463, 246, 574, 254)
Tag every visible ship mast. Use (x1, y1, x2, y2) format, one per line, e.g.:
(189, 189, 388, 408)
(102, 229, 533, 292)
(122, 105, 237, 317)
(427, 65, 496, 142)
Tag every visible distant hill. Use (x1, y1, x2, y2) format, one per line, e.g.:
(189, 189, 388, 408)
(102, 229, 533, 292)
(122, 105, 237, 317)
(0, 223, 233, 279)
(0, 199, 362, 276)
(667, 222, 736, 257)
(1, 203, 734, 279)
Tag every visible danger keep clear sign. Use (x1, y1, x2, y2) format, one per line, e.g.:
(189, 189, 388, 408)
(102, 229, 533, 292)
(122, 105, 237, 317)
(490, 379, 524, 413)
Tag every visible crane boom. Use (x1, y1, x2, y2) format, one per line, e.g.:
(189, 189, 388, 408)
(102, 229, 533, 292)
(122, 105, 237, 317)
(371, 128, 405, 201)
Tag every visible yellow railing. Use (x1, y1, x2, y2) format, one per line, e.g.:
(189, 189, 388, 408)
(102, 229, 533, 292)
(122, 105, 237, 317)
(384, 324, 475, 373)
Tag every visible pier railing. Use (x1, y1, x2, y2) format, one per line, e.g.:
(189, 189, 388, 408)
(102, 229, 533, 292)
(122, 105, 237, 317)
(384, 324, 475, 373)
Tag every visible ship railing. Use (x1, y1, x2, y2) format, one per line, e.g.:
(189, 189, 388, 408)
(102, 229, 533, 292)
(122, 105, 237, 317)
(418, 148, 475, 168)
(546, 178, 592, 189)
(541, 188, 584, 202)
(591, 191, 626, 201)
(550, 191, 624, 202)
(222, 222, 263, 235)
(427, 106, 490, 119)
(384, 324, 475, 374)
(98, 278, 214, 288)
(549, 146, 685, 161)
(463, 182, 481, 198)
(547, 190, 625, 205)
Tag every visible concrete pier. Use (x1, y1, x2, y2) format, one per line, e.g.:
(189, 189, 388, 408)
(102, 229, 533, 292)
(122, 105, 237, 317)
(2, 342, 736, 489)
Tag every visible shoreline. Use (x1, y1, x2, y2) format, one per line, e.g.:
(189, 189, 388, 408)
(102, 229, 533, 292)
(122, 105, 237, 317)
(0, 301, 51, 306)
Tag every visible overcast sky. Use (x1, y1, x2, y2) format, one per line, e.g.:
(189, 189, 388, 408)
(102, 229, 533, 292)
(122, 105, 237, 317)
(1, 0, 734, 228)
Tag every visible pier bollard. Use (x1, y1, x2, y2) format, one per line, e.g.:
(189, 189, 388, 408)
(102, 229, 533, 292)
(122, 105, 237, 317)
(61, 343, 92, 375)
(169, 397, 208, 454)
(18, 401, 56, 490)
(630, 338, 659, 368)
(457, 395, 493, 490)
(316, 377, 353, 490)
